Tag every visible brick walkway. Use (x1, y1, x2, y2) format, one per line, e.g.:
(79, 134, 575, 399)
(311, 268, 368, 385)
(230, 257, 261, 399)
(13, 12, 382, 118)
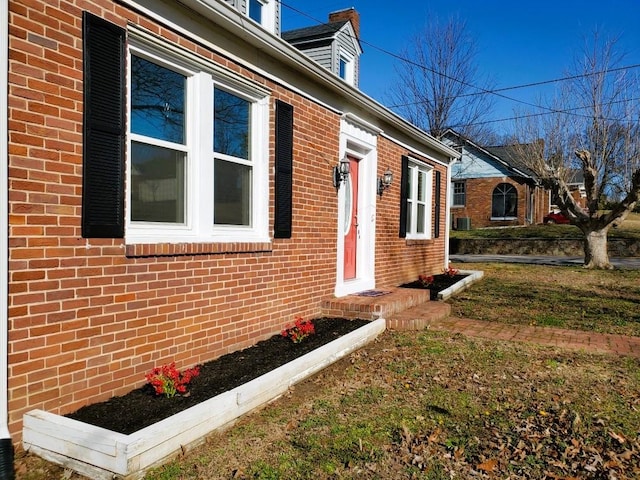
(426, 315, 640, 357)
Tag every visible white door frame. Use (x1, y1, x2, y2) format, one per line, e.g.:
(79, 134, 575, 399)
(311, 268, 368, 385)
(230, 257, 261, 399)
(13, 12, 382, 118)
(335, 114, 380, 297)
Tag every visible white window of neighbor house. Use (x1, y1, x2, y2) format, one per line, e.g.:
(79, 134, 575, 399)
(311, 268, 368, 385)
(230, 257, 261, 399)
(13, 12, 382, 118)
(127, 44, 269, 244)
(452, 181, 466, 206)
(406, 160, 433, 239)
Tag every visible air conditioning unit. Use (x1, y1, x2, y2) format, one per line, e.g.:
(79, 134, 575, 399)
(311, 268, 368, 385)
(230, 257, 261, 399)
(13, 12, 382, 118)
(456, 217, 471, 231)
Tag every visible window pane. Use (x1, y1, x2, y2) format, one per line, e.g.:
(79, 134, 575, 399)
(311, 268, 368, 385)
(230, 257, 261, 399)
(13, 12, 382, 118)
(339, 58, 347, 79)
(417, 204, 425, 234)
(131, 142, 185, 223)
(492, 183, 517, 217)
(214, 88, 250, 159)
(214, 159, 252, 226)
(131, 56, 185, 144)
(249, 0, 262, 23)
(453, 182, 465, 206)
(417, 171, 426, 201)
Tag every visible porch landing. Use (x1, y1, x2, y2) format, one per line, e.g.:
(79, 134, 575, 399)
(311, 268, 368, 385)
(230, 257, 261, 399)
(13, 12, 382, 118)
(321, 287, 451, 331)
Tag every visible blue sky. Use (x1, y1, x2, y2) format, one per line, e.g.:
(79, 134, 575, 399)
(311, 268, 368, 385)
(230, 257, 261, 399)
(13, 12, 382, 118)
(281, 0, 640, 135)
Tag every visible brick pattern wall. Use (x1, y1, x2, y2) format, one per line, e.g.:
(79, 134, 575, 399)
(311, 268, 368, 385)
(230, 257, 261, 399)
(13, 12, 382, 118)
(375, 141, 448, 284)
(6, 0, 448, 442)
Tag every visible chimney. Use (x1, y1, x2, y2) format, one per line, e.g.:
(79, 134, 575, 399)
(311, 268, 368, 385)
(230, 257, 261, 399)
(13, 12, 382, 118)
(329, 7, 360, 39)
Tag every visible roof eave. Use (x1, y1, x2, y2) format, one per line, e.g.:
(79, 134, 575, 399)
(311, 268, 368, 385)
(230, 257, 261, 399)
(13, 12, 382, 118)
(169, 0, 457, 159)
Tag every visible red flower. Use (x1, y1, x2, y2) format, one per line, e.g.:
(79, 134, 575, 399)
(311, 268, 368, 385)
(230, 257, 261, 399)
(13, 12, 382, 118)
(281, 317, 315, 343)
(418, 274, 434, 287)
(145, 362, 200, 398)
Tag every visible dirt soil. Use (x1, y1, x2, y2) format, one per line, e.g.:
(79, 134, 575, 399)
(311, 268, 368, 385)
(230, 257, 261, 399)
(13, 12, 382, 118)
(65, 317, 369, 435)
(400, 273, 468, 299)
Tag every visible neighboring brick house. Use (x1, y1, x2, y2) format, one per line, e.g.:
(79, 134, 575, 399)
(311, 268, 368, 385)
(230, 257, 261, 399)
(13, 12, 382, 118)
(2, 0, 459, 448)
(442, 130, 549, 229)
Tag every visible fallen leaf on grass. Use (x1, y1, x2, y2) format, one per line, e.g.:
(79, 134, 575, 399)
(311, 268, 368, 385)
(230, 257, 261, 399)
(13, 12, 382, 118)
(477, 458, 498, 472)
(609, 430, 626, 444)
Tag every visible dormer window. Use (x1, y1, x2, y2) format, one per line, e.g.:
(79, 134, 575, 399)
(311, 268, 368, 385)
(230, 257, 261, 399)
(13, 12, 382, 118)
(248, 0, 263, 24)
(338, 51, 354, 85)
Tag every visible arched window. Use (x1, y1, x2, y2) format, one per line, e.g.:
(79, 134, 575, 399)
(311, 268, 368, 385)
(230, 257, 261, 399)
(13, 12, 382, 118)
(492, 183, 517, 218)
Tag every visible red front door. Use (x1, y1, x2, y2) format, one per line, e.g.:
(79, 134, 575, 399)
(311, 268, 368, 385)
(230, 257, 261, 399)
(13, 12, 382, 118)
(343, 156, 358, 280)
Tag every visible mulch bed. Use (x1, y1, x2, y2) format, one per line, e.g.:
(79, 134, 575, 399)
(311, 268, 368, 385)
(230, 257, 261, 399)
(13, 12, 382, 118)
(65, 317, 369, 435)
(399, 273, 468, 300)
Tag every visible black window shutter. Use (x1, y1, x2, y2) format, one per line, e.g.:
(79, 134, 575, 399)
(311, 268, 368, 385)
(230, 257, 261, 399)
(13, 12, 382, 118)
(399, 155, 409, 238)
(274, 100, 294, 238)
(434, 170, 441, 238)
(82, 12, 126, 238)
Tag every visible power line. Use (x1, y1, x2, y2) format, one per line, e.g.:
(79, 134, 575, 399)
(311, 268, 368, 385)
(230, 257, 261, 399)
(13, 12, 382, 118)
(280, 1, 640, 121)
(448, 97, 640, 129)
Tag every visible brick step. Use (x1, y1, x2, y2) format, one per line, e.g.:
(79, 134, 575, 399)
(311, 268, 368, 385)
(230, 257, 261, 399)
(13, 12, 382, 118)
(386, 301, 452, 331)
(321, 287, 432, 321)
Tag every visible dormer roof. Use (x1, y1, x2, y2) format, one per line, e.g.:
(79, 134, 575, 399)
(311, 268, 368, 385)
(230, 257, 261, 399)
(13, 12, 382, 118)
(282, 20, 362, 54)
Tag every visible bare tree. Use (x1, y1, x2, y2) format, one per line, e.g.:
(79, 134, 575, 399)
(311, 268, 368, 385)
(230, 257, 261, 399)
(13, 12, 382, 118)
(511, 33, 640, 269)
(387, 15, 495, 140)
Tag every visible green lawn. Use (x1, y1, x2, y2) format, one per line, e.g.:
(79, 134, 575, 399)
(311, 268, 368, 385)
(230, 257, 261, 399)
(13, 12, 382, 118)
(140, 330, 640, 480)
(448, 263, 640, 336)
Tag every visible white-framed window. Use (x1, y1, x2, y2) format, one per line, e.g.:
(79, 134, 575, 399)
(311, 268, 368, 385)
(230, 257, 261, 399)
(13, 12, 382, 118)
(338, 51, 354, 85)
(248, 0, 264, 23)
(245, 0, 277, 32)
(406, 160, 433, 239)
(126, 42, 269, 244)
(452, 180, 466, 206)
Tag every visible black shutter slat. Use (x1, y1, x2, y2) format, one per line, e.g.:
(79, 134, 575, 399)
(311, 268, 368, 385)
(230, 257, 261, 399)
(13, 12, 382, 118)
(399, 155, 409, 238)
(434, 170, 441, 238)
(82, 12, 126, 238)
(274, 100, 294, 238)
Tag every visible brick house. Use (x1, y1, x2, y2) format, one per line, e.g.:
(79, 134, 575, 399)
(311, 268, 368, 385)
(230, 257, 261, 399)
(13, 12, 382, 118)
(2, 0, 459, 450)
(442, 130, 549, 229)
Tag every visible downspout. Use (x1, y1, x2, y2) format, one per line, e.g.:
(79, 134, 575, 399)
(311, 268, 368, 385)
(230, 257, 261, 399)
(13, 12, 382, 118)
(444, 157, 454, 270)
(0, 0, 15, 477)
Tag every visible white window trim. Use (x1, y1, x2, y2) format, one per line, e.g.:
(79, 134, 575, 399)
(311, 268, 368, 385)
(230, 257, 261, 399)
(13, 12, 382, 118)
(338, 49, 354, 85)
(406, 159, 433, 240)
(248, 0, 276, 32)
(125, 40, 269, 245)
(451, 180, 466, 207)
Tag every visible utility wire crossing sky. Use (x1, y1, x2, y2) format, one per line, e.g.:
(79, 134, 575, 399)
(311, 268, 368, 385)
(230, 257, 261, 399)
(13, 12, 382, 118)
(281, 0, 640, 134)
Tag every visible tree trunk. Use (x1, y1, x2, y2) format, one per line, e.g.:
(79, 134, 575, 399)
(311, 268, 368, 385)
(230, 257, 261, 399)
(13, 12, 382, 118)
(583, 228, 613, 269)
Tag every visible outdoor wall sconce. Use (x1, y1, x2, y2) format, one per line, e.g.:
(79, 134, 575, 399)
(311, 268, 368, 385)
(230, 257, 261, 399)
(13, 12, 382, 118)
(377, 167, 393, 196)
(333, 155, 350, 189)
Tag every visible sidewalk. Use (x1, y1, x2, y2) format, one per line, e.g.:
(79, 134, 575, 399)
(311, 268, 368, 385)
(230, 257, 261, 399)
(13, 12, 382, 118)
(450, 254, 640, 269)
(393, 258, 640, 357)
(425, 315, 640, 358)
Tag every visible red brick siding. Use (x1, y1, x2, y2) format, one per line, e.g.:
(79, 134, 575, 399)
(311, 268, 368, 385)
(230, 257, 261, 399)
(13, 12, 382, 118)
(375, 142, 448, 284)
(6, 0, 448, 442)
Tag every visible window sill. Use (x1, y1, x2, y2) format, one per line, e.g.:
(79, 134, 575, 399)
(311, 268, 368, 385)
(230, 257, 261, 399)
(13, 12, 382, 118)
(490, 217, 517, 221)
(125, 241, 273, 258)
(405, 238, 435, 246)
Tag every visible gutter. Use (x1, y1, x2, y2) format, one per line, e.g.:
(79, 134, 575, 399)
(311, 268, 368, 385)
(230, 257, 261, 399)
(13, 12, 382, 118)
(1, 0, 15, 477)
